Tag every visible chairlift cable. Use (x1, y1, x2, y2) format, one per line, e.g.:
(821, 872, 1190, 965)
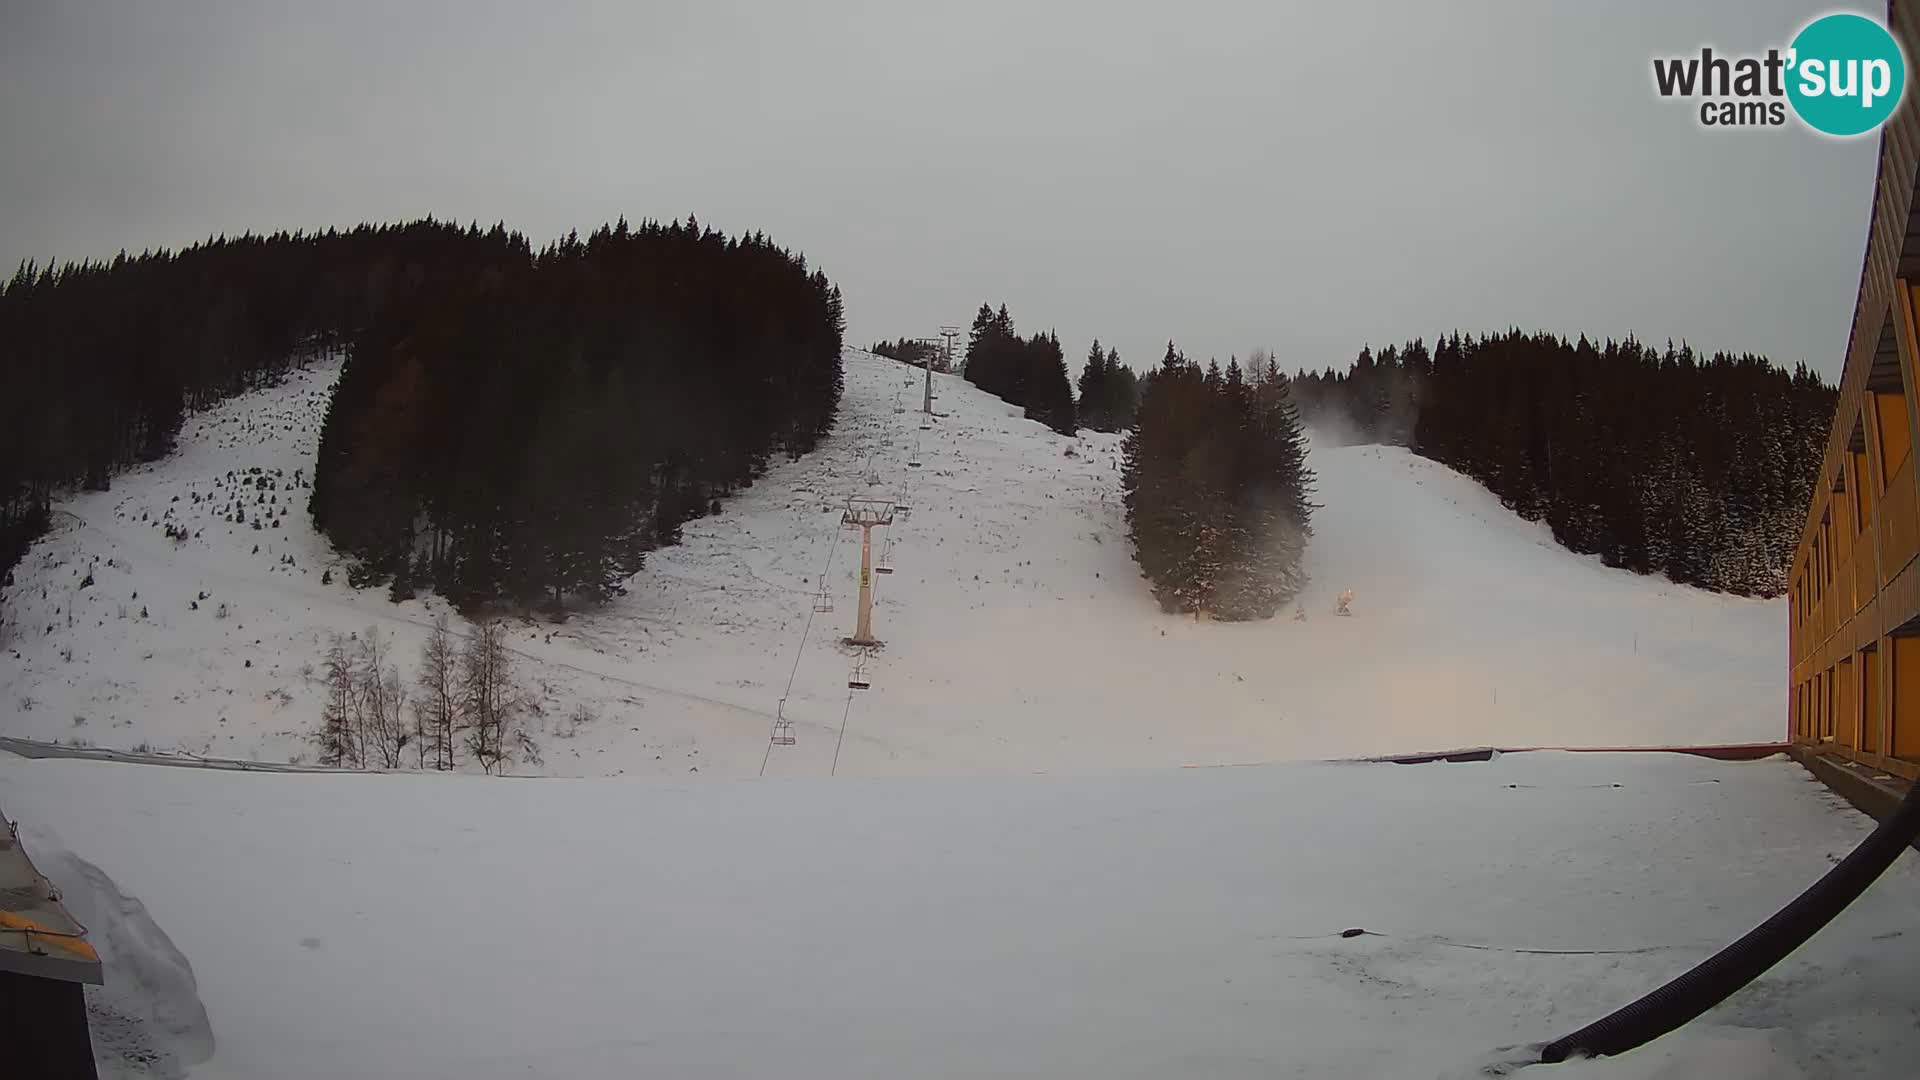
(830, 686, 856, 776)
(760, 521, 845, 775)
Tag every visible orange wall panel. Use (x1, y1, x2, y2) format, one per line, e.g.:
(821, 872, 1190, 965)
(1880, 457, 1919, 582)
(1892, 637, 1920, 761)
(1864, 649, 1883, 755)
(1876, 390, 1911, 481)
(1838, 657, 1857, 748)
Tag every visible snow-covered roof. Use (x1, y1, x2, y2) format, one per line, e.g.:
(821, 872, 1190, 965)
(0, 807, 102, 984)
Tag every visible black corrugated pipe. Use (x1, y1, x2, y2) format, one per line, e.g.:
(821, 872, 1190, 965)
(1537, 778, 1920, 1065)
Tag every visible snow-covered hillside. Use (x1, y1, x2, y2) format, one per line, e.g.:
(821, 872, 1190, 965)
(0, 350, 1783, 775)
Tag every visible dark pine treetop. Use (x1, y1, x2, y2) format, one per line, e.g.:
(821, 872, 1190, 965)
(1077, 340, 1141, 432)
(961, 303, 1077, 435)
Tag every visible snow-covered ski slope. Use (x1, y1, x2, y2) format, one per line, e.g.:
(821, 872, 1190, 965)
(2, 750, 1912, 1079)
(0, 350, 1782, 775)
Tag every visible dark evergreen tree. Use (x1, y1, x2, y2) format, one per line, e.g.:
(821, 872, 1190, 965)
(312, 217, 844, 612)
(869, 337, 949, 371)
(1123, 343, 1315, 619)
(1022, 330, 1077, 435)
(1077, 341, 1141, 432)
(961, 304, 1077, 433)
(1077, 339, 1111, 430)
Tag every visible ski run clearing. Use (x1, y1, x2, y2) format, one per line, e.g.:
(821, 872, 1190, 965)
(0, 349, 1781, 778)
(5, 346, 1910, 1079)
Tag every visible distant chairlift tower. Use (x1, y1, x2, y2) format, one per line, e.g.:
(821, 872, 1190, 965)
(939, 325, 961, 391)
(842, 497, 896, 646)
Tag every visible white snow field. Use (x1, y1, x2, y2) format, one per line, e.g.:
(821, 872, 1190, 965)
(0, 349, 1781, 776)
(0, 749, 1913, 1079)
(0, 349, 1907, 1078)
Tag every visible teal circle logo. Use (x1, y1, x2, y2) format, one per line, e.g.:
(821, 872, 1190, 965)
(1787, 13, 1906, 136)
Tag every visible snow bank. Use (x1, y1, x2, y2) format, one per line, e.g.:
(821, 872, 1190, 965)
(1, 750, 1912, 1078)
(1543, 1027, 1809, 1079)
(16, 821, 214, 1078)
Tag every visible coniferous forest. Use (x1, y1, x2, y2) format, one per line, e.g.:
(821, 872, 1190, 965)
(868, 337, 953, 372)
(961, 303, 1078, 435)
(1124, 345, 1315, 620)
(1075, 339, 1140, 432)
(1, 218, 1834, 615)
(0, 217, 845, 612)
(1, 221, 492, 586)
(1290, 332, 1835, 597)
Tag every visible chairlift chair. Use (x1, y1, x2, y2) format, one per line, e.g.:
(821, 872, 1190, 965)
(848, 655, 871, 690)
(813, 585, 834, 613)
(876, 540, 895, 574)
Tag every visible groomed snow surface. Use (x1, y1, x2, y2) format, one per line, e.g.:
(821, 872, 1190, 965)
(2, 750, 1915, 1079)
(3, 348, 1907, 1077)
(0, 350, 1780, 777)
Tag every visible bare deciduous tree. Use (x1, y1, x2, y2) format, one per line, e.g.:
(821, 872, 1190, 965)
(355, 626, 409, 769)
(1244, 348, 1272, 386)
(460, 618, 525, 774)
(415, 615, 460, 771)
(317, 633, 360, 767)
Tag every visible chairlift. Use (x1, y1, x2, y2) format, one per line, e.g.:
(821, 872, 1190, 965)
(813, 584, 834, 613)
(848, 655, 872, 690)
(771, 698, 798, 747)
(876, 540, 895, 575)
(771, 699, 798, 746)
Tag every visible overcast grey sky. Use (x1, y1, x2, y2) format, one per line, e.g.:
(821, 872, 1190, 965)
(0, 1, 1881, 378)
